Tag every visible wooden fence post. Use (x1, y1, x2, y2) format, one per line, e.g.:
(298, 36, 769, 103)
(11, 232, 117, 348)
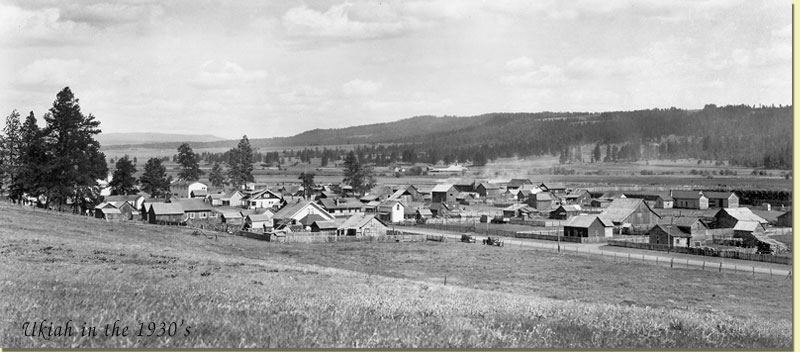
(719, 262, 722, 272)
(670, 257, 673, 268)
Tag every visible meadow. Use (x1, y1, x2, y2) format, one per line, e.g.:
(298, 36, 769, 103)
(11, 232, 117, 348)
(0, 202, 791, 348)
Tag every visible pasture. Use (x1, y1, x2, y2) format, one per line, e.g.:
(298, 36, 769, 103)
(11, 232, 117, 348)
(0, 202, 791, 348)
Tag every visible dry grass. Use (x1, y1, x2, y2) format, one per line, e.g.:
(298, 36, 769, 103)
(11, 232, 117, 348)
(0, 202, 791, 348)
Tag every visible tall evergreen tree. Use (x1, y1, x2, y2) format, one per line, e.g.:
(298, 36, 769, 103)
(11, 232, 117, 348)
(0, 110, 22, 200)
(209, 162, 226, 188)
(298, 172, 315, 199)
(41, 87, 107, 212)
(14, 112, 46, 202)
(342, 151, 376, 196)
(227, 135, 254, 188)
(592, 143, 601, 163)
(140, 158, 172, 199)
(177, 143, 203, 181)
(109, 155, 138, 195)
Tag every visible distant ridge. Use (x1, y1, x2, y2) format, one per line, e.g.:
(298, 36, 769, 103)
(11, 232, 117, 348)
(98, 132, 227, 146)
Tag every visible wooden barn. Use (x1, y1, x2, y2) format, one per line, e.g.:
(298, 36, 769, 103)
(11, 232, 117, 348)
(601, 198, 661, 227)
(525, 192, 554, 210)
(671, 190, 709, 209)
(714, 207, 768, 229)
(244, 214, 273, 231)
(563, 215, 613, 238)
(476, 182, 502, 198)
(506, 178, 532, 191)
(550, 205, 583, 220)
(387, 185, 423, 203)
(648, 224, 691, 248)
(704, 191, 739, 208)
(148, 203, 185, 225)
(776, 210, 792, 227)
(336, 213, 388, 236)
(564, 189, 591, 206)
(95, 207, 122, 221)
(431, 184, 458, 204)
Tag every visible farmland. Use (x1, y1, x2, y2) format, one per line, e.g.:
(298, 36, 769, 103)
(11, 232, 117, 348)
(0, 202, 791, 348)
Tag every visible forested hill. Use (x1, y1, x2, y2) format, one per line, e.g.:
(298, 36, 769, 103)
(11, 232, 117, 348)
(104, 105, 792, 169)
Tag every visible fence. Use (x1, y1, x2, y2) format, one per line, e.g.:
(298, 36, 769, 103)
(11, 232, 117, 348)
(607, 239, 792, 265)
(234, 230, 426, 243)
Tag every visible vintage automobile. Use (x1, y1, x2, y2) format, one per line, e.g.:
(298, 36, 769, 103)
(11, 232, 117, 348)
(482, 236, 504, 246)
(490, 216, 510, 224)
(460, 233, 477, 243)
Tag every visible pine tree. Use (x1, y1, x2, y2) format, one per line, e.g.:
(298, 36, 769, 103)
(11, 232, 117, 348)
(342, 151, 376, 196)
(209, 162, 226, 188)
(14, 112, 46, 201)
(42, 87, 108, 212)
(0, 110, 22, 200)
(140, 158, 172, 199)
(109, 155, 138, 195)
(298, 172, 315, 199)
(177, 143, 203, 181)
(227, 135, 254, 188)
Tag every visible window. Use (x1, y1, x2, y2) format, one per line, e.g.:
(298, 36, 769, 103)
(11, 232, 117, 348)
(189, 213, 195, 219)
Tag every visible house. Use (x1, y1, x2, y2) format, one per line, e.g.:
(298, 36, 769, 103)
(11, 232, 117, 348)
(506, 178, 532, 191)
(94, 207, 122, 221)
(104, 194, 146, 210)
(169, 180, 207, 199)
(776, 210, 792, 227)
(244, 213, 273, 231)
(377, 200, 405, 223)
(218, 210, 244, 225)
(148, 203, 185, 225)
(271, 201, 335, 229)
(502, 204, 535, 218)
(564, 189, 591, 206)
(648, 224, 692, 248)
(525, 192, 554, 210)
(668, 217, 709, 245)
(298, 213, 329, 228)
(656, 195, 674, 209)
(476, 182, 502, 198)
(550, 205, 583, 220)
(173, 198, 214, 220)
(318, 198, 363, 217)
(336, 213, 389, 236)
(452, 180, 476, 193)
(221, 190, 245, 207)
(704, 191, 739, 208)
(563, 215, 614, 238)
(539, 182, 567, 197)
(671, 190, 709, 209)
(431, 184, 458, 204)
(715, 207, 768, 229)
(113, 201, 136, 221)
(387, 185, 423, 203)
(207, 192, 224, 206)
(310, 219, 345, 232)
(601, 198, 661, 226)
(245, 189, 283, 210)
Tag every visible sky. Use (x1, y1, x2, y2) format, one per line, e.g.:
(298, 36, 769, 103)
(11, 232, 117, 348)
(0, 0, 792, 140)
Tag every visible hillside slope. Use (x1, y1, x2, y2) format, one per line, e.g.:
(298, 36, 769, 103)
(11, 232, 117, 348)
(0, 202, 791, 348)
(98, 132, 227, 146)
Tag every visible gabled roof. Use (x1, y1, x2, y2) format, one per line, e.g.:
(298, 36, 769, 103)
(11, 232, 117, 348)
(703, 191, 737, 199)
(319, 197, 363, 210)
(208, 193, 225, 200)
(416, 208, 433, 217)
(555, 204, 582, 212)
(246, 213, 273, 222)
(540, 182, 566, 190)
(299, 213, 327, 226)
(150, 202, 184, 215)
(338, 213, 386, 229)
(431, 184, 455, 193)
(312, 220, 340, 230)
(222, 190, 244, 200)
(733, 221, 761, 232)
(478, 182, 501, 190)
(669, 217, 707, 229)
(378, 200, 403, 213)
(248, 189, 282, 200)
(272, 201, 333, 221)
(602, 198, 659, 223)
(652, 224, 691, 238)
(671, 190, 705, 200)
(565, 215, 613, 228)
(507, 178, 532, 188)
(97, 208, 121, 215)
(173, 198, 212, 212)
(720, 208, 767, 224)
(219, 211, 243, 219)
(190, 189, 208, 196)
(95, 202, 117, 209)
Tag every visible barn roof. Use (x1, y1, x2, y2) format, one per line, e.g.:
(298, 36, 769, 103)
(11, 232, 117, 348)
(312, 220, 339, 230)
(565, 215, 613, 228)
(246, 213, 273, 222)
(720, 207, 767, 224)
(651, 224, 691, 238)
(478, 182, 501, 190)
(671, 190, 705, 199)
(431, 184, 454, 193)
(173, 198, 212, 212)
(339, 213, 383, 229)
(95, 202, 117, 209)
(540, 182, 566, 190)
(150, 202, 184, 215)
(733, 221, 761, 232)
(416, 209, 433, 217)
(219, 211, 243, 219)
(602, 198, 658, 223)
(98, 208, 121, 215)
(703, 191, 737, 199)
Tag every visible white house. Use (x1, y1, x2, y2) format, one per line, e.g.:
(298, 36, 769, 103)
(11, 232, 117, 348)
(272, 201, 335, 229)
(377, 200, 405, 223)
(245, 189, 283, 210)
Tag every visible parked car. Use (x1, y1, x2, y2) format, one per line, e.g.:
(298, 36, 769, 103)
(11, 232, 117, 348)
(491, 216, 510, 224)
(461, 233, 477, 243)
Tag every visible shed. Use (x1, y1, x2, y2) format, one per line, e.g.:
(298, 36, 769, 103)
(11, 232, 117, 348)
(431, 184, 458, 204)
(148, 203, 185, 225)
(336, 213, 388, 236)
(244, 214, 273, 231)
(671, 190, 709, 209)
(563, 215, 613, 238)
(648, 224, 692, 248)
(550, 204, 582, 220)
(703, 191, 739, 208)
(95, 207, 122, 221)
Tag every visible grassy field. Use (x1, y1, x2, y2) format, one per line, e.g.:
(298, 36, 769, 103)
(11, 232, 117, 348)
(0, 202, 791, 348)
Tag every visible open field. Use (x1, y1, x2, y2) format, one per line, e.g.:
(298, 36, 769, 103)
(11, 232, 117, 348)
(0, 202, 791, 348)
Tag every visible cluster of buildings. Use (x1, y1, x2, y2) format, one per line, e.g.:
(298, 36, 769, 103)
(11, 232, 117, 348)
(89, 176, 790, 254)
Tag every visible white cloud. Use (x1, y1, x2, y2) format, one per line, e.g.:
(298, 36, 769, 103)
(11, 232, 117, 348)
(282, 3, 414, 39)
(16, 59, 89, 86)
(342, 79, 382, 97)
(190, 61, 268, 90)
(504, 56, 536, 71)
